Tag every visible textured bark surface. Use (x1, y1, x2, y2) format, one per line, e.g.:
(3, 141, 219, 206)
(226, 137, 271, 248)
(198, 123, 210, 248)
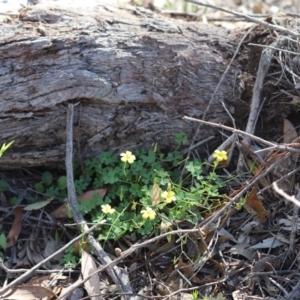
(0, 2, 243, 168)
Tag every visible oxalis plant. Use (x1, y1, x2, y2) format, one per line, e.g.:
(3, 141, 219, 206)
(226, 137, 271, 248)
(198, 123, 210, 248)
(75, 135, 226, 241)
(35, 134, 228, 241)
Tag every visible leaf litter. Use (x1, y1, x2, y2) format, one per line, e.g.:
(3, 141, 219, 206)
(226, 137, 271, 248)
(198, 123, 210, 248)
(1, 122, 300, 300)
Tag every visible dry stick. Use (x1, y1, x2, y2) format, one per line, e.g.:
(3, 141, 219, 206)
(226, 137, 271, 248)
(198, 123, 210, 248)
(244, 37, 288, 140)
(182, 116, 297, 230)
(58, 228, 204, 299)
(281, 185, 300, 299)
(183, 116, 300, 153)
(181, 23, 254, 179)
(258, 166, 300, 195)
(272, 182, 300, 208)
(235, 37, 288, 172)
(185, 0, 300, 38)
(248, 43, 300, 56)
(199, 151, 292, 231)
(65, 104, 134, 299)
(0, 222, 101, 296)
(287, 203, 299, 260)
(284, 273, 300, 299)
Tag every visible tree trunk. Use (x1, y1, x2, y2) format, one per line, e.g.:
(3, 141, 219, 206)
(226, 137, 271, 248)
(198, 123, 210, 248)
(0, 1, 252, 168)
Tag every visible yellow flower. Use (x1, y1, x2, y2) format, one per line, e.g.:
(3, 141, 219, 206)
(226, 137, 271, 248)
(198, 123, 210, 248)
(141, 207, 156, 220)
(212, 150, 228, 162)
(101, 204, 115, 214)
(161, 190, 176, 204)
(120, 151, 136, 164)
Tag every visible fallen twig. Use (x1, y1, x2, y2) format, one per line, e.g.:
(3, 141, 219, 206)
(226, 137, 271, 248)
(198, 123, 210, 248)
(185, 0, 300, 38)
(198, 145, 294, 231)
(245, 37, 287, 139)
(272, 182, 300, 208)
(58, 227, 206, 299)
(0, 222, 102, 296)
(183, 116, 300, 153)
(65, 104, 134, 299)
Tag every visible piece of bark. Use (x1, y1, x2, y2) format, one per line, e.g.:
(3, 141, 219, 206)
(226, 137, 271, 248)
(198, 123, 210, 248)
(0, 1, 242, 168)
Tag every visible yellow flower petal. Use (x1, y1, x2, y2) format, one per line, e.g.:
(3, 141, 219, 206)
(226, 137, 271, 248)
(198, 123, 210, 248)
(120, 151, 136, 163)
(161, 190, 176, 203)
(141, 207, 156, 220)
(101, 204, 115, 214)
(212, 150, 228, 162)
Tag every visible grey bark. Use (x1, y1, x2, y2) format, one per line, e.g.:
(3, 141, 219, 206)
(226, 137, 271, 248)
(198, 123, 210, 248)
(0, 2, 242, 168)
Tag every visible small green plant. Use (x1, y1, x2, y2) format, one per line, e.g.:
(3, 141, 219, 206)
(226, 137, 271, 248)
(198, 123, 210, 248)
(59, 246, 80, 267)
(191, 290, 226, 300)
(35, 134, 228, 241)
(235, 196, 247, 210)
(191, 290, 200, 300)
(34, 173, 67, 198)
(0, 141, 14, 158)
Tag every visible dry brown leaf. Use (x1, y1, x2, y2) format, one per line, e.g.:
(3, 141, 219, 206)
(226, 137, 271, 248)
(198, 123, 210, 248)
(259, 119, 300, 193)
(82, 250, 101, 300)
(177, 258, 194, 278)
(151, 182, 161, 206)
(245, 184, 268, 224)
(283, 118, 300, 165)
(197, 229, 212, 253)
(177, 258, 201, 283)
(28, 273, 67, 287)
(0, 285, 56, 299)
(73, 239, 88, 255)
(283, 118, 297, 144)
(27, 274, 65, 297)
(77, 189, 107, 202)
(164, 271, 181, 293)
(253, 254, 282, 272)
(6, 207, 23, 248)
(229, 243, 255, 260)
(152, 235, 175, 255)
(27, 229, 45, 266)
(50, 189, 107, 219)
(210, 258, 225, 278)
(43, 236, 64, 262)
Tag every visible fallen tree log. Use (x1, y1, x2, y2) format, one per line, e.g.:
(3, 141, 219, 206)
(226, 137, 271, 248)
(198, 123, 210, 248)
(0, 1, 270, 168)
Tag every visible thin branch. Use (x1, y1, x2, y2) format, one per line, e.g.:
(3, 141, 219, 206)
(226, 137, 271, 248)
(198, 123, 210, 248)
(245, 37, 287, 138)
(65, 104, 134, 299)
(183, 116, 300, 153)
(181, 25, 254, 179)
(58, 227, 206, 299)
(273, 182, 300, 208)
(248, 43, 300, 56)
(199, 151, 293, 231)
(185, 0, 300, 38)
(0, 222, 102, 296)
